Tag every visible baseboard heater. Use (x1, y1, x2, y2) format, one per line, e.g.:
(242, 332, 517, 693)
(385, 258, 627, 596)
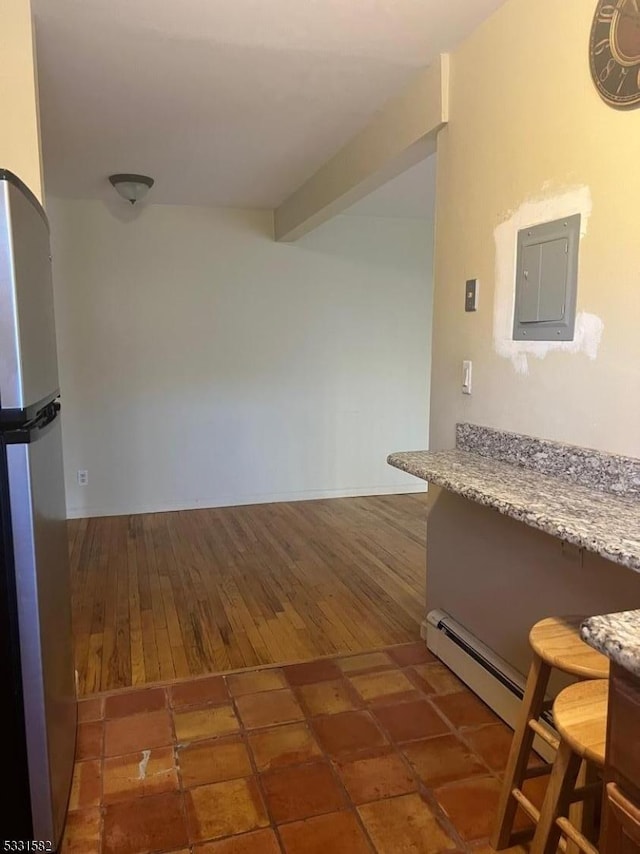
(424, 609, 556, 762)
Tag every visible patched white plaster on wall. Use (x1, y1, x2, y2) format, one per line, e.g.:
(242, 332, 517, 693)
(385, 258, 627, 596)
(493, 185, 604, 375)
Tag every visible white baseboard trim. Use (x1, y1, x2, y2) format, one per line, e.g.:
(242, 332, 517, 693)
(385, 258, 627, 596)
(66, 483, 427, 520)
(424, 613, 556, 762)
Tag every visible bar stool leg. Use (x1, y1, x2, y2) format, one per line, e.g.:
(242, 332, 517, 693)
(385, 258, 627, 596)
(566, 760, 598, 854)
(492, 654, 552, 849)
(531, 739, 581, 854)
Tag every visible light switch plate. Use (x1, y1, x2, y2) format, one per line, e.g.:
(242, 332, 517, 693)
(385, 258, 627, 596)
(462, 360, 472, 394)
(465, 279, 479, 312)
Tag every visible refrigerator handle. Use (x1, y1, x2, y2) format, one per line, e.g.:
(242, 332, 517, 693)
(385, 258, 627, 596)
(2, 401, 60, 446)
(34, 401, 60, 431)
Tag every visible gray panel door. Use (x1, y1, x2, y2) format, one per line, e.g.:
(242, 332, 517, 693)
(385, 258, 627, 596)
(518, 243, 542, 323)
(538, 238, 569, 322)
(7, 413, 76, 845)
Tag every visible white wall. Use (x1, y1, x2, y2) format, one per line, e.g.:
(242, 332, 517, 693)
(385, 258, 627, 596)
(48, 200, 433, 518)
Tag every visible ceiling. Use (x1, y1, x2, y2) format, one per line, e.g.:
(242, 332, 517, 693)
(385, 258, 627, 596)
(344, 155, 436, 219)
(33, 0, 506, 209)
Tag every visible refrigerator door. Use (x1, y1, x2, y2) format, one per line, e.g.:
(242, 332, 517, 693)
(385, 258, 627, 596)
(6, 407, 76, 845)
(0, 173, 59, 418)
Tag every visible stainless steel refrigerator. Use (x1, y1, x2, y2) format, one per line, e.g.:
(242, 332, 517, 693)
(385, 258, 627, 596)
(0, 170, 76, 848)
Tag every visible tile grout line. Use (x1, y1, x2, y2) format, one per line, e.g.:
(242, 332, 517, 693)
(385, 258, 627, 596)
(276, 651, 474, 852)
(319, 731, 380, 854)
(362, 686, 476, 853)
(402, 678, 509, 849)
(227, 656, 387, 850)
(69, 643, 517, 852)
(76, 639, 429, 699)
(226, 677, 282, 850)
(290, 661, 394, 853)
(235, 668, 350, 849)
(335, 655, 516, 850)
(166, 686, 191, 854)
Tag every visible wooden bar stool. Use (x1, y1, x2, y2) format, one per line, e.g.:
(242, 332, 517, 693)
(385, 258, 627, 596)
(531, 678, 608, 854)
(492, 616, 609, 850)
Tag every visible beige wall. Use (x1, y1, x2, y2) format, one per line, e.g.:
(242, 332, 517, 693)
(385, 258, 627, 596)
(49, 200, 434, 518)
(0, 0, 43, 200)
(423, 0, 640, 681)
(430, 0, 640, 456)
(426, 488, 640, 678)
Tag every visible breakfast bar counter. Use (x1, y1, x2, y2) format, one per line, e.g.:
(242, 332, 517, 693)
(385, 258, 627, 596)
(388, 423, 640, 573)
(581, 609, 640, 677)
(388, 448, 640, 572)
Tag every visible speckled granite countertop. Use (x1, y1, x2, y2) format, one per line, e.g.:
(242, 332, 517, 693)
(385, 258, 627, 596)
(581, 611, 640, 677)
(387, 449, 640, 572)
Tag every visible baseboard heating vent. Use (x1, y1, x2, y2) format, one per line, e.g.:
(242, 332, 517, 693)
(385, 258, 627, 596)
(424, 609, 556, 762)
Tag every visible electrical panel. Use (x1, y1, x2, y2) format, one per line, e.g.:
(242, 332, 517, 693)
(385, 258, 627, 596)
(513, 214, 580, 341)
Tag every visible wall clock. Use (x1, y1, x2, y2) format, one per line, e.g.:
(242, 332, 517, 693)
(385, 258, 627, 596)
(590, 0, 640, 107)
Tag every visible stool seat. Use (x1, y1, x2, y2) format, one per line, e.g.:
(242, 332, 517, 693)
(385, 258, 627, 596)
(553, 679, 608, 767)
(529, 616, 610, 679)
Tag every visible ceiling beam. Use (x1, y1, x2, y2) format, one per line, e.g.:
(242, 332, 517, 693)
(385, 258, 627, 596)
(273, 54, 449, 242)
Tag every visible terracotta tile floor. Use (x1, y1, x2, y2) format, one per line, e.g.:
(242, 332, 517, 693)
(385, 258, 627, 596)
(62, 642, 540, 853)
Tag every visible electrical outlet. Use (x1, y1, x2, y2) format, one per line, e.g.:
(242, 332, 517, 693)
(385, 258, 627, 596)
(77, 469, 88, 486)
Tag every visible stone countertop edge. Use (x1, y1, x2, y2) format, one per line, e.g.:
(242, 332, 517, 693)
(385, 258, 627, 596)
(581, 611, 640, 678)
(387, 449, 640, 572)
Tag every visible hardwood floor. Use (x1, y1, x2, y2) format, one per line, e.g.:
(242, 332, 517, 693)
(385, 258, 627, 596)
(68, 493, 428, 696)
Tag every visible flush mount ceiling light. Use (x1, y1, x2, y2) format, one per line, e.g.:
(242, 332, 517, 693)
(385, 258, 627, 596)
(108, 173, 154, 205)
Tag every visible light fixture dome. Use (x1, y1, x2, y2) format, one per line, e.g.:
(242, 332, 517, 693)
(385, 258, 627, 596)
(108, 173, 154, 205)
